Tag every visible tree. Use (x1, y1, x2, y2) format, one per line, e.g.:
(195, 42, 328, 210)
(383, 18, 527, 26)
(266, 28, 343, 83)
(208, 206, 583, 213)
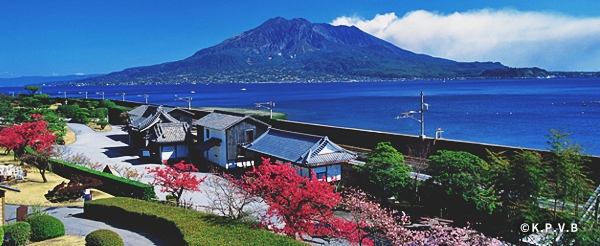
(407, 140, 433, 201)
(96, 119, 109, 130)
(204, 173, 260, 221)
(24, 85, 41, 96)
(20, 148, 53, 182)
(341, 188, 504, 246)
(354, 142, 412, 200)
(0, 114, 56, 159)
(146, 161, 207, 206)
(546, 129, 592, 220)
(428, 150, 498, 215)
(239, 158, 358, 242)
(487, 150, 548, 241)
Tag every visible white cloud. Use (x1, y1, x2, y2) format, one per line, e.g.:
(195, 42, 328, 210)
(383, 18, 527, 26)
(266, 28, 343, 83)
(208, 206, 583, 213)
(75, 72, 85, 76)
(331, 10, 600, 71)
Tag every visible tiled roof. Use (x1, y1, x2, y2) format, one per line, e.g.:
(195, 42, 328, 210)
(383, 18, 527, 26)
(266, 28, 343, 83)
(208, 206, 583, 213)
(151, 122, 191, 143)
(129, 108, 180, 132)
(192, 110, 269, 131)
(128, 105, 172, 118)
(244, 128, 356, 166)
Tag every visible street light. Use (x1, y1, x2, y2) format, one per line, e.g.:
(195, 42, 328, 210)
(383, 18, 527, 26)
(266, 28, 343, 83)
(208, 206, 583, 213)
(175, 95, 192, 109)
(116, 92, 125, 101)
(396, 91, 428, 139)
(8, 91, 14, 97)
(138, 94, 149, 104)
(58, 91, 68, 105)
(255, 101, 275, 119)
(79, 91, 88, 99)
(96, 92, 105, 100)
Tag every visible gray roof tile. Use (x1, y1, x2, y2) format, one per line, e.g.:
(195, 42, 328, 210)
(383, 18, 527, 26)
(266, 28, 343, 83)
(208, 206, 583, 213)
(244, 128, 356, 166)
(151, 122, 191, 143)
(192, 110, 269, 131)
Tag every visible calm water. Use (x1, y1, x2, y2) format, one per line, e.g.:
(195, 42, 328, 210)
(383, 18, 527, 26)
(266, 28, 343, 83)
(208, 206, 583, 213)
(3, 78, 600, 155)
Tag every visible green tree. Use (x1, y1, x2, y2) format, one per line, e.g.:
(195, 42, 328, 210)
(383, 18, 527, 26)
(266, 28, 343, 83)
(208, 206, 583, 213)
(428, 150, 498, 214)
(57, 104, 81, 118)
(96, 119, 109, 130)
(488, 150, 548, 240)
(546, 129, 592, 220)
(24, 85, 41, 96)
(354, 142, 412, 199)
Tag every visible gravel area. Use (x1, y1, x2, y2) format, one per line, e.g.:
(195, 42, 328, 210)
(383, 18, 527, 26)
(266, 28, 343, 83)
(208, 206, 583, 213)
(65, 123, 214, 206)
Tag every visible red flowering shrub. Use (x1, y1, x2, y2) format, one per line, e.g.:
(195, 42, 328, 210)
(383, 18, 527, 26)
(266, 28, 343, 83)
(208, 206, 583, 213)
(45, 175, 103, 202)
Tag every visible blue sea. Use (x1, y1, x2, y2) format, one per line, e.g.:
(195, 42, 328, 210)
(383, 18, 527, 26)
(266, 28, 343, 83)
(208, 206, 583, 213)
(3, 78, 600, 156)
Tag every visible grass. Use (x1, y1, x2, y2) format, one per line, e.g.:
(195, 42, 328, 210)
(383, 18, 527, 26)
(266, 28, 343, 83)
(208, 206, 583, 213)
(0, 148, 113, 207)
(63, 126, 76, 145)
(86, 197, 305, 245)
(27, 235, 85, 246)
(85, 122, 112, 132)
(199, 107, 287, 119)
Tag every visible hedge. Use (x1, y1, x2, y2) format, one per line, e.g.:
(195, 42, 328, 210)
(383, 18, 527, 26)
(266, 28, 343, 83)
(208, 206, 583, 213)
(84, 197, 304, 246)
(25, 146, 156, 201)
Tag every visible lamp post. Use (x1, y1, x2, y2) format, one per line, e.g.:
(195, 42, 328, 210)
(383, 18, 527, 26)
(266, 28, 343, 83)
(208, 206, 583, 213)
(8, 91, 14, 97)
(79, 91, 88, 99)
(58, 91, 68, 105)
(96, 92, 105, 100)
(255, 101, 275, 119)
(116, 92, 125, 101)
(138, 94, 149, 104)
(175, 95, 192, 109)
(396, 91, 428, 139)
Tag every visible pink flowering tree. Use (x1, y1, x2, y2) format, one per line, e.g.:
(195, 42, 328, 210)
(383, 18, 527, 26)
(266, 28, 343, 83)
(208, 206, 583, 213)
(341, 188, 505, 246)
(146, 160, 207, 206)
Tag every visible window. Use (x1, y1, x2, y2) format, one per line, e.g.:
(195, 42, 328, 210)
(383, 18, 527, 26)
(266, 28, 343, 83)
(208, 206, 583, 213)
(316, 172, 326, 181)
(245, 129, 254, 142)
(205, 129, 210, 138)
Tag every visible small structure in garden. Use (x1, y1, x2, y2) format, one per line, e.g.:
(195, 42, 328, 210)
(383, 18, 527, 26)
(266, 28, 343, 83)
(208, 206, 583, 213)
(0, 184, 21, 225)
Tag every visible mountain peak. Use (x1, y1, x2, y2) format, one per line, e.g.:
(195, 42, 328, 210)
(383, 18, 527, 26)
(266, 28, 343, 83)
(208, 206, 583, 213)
(72, 17, 508, 85)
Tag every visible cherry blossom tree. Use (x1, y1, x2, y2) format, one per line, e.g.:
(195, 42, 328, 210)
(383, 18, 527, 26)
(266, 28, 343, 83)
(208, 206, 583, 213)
(341, 188, 505, 246)
(146, 160, 207, 206)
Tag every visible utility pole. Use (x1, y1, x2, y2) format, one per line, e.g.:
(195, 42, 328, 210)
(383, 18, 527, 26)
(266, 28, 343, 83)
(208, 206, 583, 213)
(117, 92, 126, 101)
(138, 94, 149, 104)
(175, 95, 192, 109)
(58, 91, 68, 105)
(396, 91, 428, 139)
(255, 101, 275, 119)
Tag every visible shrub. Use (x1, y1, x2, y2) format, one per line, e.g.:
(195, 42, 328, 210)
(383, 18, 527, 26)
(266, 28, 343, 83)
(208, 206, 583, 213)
(84, 197, 304, 245)
(45, 175, 103, 202)
(85, 229, 124, 246)
(0, 226, 4, 245)
(25, 214, 65, 241)
(3, 222, 31, 246)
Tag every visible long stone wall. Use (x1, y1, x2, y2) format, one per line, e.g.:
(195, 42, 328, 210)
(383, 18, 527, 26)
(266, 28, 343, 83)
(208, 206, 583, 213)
(113, 100, 600, 180)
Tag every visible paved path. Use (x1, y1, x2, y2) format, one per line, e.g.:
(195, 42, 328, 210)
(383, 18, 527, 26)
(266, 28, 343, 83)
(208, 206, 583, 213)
(5, 204, 170, 245)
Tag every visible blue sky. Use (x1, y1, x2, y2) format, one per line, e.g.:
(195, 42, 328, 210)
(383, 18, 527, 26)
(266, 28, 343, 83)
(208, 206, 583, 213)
(1, 0, 599, 78)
